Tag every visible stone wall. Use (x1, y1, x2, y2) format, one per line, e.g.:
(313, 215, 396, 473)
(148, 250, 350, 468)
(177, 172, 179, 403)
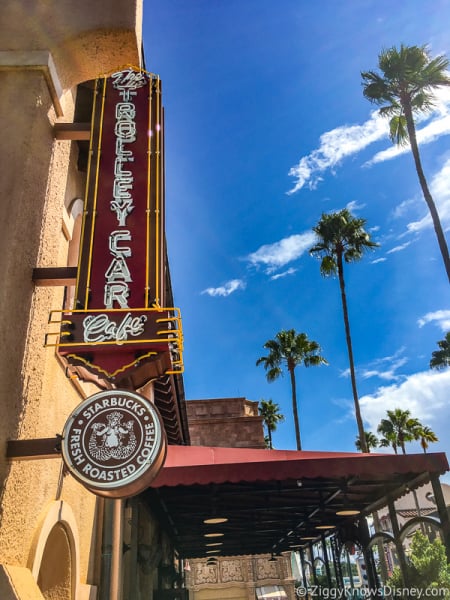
(186, 398, 266, 449)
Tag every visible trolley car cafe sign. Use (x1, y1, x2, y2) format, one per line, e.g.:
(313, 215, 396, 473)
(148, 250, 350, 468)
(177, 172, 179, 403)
(61, 390, 166, 497)
(46, 67, 183, 384)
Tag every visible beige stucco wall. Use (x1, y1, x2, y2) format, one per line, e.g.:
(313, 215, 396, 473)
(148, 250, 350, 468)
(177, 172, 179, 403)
(1, 1, 142, 89)
(0, 1, 143, 597)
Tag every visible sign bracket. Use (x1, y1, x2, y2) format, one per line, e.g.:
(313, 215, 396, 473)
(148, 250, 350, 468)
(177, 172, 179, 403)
(6, 436, 62, 460)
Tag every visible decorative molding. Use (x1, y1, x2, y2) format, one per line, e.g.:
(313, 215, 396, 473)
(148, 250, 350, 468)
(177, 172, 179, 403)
(0, 51, 63, 116)
(28, 500, 80, 595)
(221, 559, 244, 583)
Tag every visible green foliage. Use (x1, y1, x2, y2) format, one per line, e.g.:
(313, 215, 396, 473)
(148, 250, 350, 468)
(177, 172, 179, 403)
(256, 329, 327, 450)
(355, 431, 379, 453)
(362, 44, 450, 283)
(310, 208, 378, 453)
(430, 332, 450, 370)
(387, 531, 450, 592)
(310, 209, 379, 277)
(376, 408, 438, 454)
(259, 399, 285, 449)
(362, 44, 450, 146)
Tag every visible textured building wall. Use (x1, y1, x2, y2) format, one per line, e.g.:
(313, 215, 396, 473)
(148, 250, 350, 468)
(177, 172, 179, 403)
(187, 554, 296, 600)
(0, 1, 142, 597)
(187, 398, 266, 449)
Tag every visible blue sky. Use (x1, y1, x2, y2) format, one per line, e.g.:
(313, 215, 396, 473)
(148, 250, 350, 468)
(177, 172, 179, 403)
(142, 1, 450, 465)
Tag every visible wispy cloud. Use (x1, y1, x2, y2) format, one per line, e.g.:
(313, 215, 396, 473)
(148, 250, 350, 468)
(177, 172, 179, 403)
(406, 157, 450, 233)
(340, 348, 408, 382)
(287, 88, 450, 194)
(361, 357, 408, 382)
(270, 268, 297, 281)
(386, 242, 411, 254)
(287, 111, 387, 194)
(368, 114, 450, 165)
(246, 232, 316, 273)
(418, 309, 450, 331)
(201, 279, 246, 297)
(346, 200, 366, 213)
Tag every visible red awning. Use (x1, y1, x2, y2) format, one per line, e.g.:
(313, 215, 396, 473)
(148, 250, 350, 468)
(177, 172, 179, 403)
(151, 445, 449, 488)
(146, 446, 448, 558)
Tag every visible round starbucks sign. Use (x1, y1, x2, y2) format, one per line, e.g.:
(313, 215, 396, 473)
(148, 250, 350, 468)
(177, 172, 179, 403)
(61, 389, 167, 498)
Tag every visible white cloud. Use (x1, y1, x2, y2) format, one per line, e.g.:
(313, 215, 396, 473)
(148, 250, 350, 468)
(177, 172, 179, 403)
(346, 200, 366, 212)
(418, 309, 450, 331)
(371, 257, 387, 264)
(406, 157, 450, 233)
(201, 279, 246, 297)
(246, 232, 316, 273)
(287, 111, 387, 194)
(386, 242, 411, 254)
(360, 370, 450, 454)
(393, 198, 417, 219)
(341, 349, 408, 382)
(270, 268, 297, 281)
(287, 88, 450, 194)
(367, 115, 450, 165)
(361, 357, 408, 382)
(367, 87, 450, 166)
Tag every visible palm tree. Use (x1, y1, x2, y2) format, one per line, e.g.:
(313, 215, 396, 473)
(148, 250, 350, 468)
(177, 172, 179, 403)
(258, 398, 285, 449)
(310, 209, 378, 452)
(378, 426, 399, 454)
(377, 408, 421, 455)
(256, 329, 327, 450)
(362, 44, 450, 283)
(430, 331, 450, 369)
(414, 424, 438, 453)
(355, 430, 379, 453)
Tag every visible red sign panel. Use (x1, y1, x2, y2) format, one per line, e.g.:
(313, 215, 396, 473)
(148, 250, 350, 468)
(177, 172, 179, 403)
(48, 68, 183, 384)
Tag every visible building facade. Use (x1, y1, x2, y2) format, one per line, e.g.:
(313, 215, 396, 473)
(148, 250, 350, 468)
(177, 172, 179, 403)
(0, 2, 189, 598)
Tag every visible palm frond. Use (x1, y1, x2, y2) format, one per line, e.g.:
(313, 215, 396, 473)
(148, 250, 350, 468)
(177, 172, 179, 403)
(389, 115, 409, 145)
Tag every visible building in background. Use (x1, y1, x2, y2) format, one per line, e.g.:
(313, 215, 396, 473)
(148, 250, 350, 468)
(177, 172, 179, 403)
(187, 397, 265, 449)
(185, 397, 296, 600)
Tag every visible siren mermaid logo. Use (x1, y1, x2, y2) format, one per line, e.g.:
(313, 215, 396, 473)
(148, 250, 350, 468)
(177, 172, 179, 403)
(61, 390, 167, 498)
(89, 411, 137, 461)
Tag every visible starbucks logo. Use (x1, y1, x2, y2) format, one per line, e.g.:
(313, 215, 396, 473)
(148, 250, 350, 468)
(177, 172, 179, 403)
(61, 390, 166, 498)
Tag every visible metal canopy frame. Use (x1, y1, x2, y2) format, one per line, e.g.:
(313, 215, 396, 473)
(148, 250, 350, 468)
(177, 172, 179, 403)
(145, 446, 449, 560)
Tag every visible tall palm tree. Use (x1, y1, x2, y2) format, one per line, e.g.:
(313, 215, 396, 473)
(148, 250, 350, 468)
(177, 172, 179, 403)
(310, 209, 378, 453)
(258, 398, 285, 449)
(430, 331, 450, 370)
(377, 408, 421, 455)
(362, 44, 450, 283)
(256, 329, 327, 451)
(355, 430, 379, 453)
(414, 424, 438, 453)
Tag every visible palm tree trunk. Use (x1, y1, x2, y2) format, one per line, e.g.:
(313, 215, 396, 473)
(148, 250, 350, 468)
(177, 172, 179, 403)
(337, 253, 367, 452)
(268, 427, 273, 449)
(289, 365, 302, 451)
(404, 101, 450, 283)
